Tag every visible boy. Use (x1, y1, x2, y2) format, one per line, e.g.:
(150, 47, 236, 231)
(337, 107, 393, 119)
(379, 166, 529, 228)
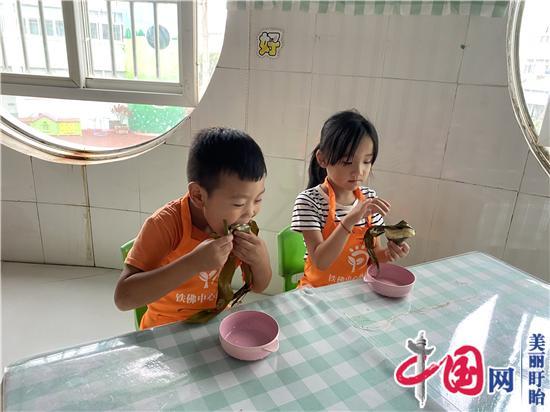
(114, 127, 272, 329)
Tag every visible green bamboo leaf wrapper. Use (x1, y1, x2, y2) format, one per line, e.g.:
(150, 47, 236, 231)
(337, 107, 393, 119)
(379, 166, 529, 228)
(185, 219, 258, 324)
(363, 220, 415, 272)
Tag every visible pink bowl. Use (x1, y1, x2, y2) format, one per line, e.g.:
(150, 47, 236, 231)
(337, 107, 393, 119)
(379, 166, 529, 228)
(364, 263, 416, 298)
(219, 310, 279, 361)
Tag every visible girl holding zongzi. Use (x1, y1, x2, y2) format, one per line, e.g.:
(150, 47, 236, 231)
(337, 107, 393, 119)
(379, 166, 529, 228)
(291, 110, 410, 288)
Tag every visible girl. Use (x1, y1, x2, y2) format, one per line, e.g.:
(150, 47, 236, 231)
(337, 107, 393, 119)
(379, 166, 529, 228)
(291, 110, 410, 288)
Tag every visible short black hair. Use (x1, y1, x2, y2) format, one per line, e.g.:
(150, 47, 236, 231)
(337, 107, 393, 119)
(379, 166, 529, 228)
(187, 127, 267, 193)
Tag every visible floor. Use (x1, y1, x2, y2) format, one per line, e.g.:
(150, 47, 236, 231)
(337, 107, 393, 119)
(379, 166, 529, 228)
(1, 261, 267, 372)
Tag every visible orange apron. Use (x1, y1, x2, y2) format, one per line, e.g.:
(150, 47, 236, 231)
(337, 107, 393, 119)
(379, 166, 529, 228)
(140, 194, 226, 329)
(299, 178, 373, 288)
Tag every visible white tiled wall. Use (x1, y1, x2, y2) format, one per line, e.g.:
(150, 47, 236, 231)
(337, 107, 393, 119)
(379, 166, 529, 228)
(190, 68, 248, 136)
(32, 159, 88, 206)
(1, 201, 43, 262)
(90, 208, 142, 269)
(442, 85, 529, 190)
(504, 194, 550, 281)
(37, 203, 94, 266)
(459, 16, 508, 86)
(2, 9, 549, 288)
(375, 79, 456, 178)
(313, 14, 388, 77)
(521, 153, 550, 198)
(138, 144, 188, 214)
(247, 70, 312, 159)
(250, 10, 315, 73)
(426, 180, 517, 262)
(218, 10, 250, 70)
(255, 156, 305, 232)
(1, 147, 36, 202)
(382, 15, 468, 82)
(87, 157, 141, 212)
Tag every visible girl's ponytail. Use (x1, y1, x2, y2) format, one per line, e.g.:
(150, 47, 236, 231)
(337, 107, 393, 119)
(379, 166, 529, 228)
(307, 144, 326, 188)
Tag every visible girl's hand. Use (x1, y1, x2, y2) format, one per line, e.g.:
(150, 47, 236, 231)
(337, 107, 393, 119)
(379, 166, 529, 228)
(365, 197, 391, 218)
(232, 231, 270, 269)
(343, 197, 391, 228)
(386, 240, 410, 261)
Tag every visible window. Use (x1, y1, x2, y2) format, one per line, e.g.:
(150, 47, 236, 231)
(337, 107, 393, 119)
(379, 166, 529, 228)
(29, 18, 39, 35)
(45, 20, 54, 36)
(113, 24, 122, 41)
(55, 20, 64, 36)
(0, 0, 227, 164)
(90, 22, 98, 39)
(101, 23, 109, 40)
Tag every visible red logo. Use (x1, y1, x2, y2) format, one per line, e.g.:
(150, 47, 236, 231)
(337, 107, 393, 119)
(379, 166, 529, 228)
(394, 331, 484, 408)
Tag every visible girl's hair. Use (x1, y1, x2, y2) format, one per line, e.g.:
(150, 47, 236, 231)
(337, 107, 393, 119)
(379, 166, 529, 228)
(307, 109, 379, 188)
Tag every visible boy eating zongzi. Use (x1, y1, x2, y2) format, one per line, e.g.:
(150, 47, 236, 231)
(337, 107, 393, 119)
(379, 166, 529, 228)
(114, 127, 272, 329)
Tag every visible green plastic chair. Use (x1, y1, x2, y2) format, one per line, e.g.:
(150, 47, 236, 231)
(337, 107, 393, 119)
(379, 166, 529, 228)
(277, 226, 306, 291)
(120, 239, 147, 330)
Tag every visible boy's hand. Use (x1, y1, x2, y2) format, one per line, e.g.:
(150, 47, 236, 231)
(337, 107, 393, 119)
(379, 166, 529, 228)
(232, 231, 269, 269)
(189, 235, 233, 272)
(386, 240, 410, 262)
(343, 197, 391, 228)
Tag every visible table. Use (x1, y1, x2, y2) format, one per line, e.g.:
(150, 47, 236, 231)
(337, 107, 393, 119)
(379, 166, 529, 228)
(3, 252, 549, 410)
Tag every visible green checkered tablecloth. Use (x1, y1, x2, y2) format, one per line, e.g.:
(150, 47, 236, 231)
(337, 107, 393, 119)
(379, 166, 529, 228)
(316, 252, 550, 411)
(2, 252, 549, 410)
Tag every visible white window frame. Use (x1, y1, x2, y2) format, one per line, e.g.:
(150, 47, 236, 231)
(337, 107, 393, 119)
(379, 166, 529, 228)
(0, 0, 198, 107)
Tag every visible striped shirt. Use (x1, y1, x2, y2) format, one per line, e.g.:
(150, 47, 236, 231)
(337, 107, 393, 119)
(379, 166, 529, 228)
(291, 185, 384, 233)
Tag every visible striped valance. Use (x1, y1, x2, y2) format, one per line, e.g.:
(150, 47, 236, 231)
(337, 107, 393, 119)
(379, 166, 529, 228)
(228, 1, 509, 17)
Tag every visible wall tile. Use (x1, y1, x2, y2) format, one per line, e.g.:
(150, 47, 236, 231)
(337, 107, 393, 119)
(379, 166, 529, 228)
(520, 153, 550, 197)
(248, 70, 312, 159)
(38, 203, 94, 266)
(313, 14, 388, 76)
(90, 208, 142, 269)
(87, 157, 140, 211)
(459, 16, 507, 86)
(1, 201, 43, 262)
(1, 147, 36, 202)
(426, 180, 516, 261)
(218, 10, 250, 70)
(32, 159, 87, 206)
(191, 68, 248, 135)
(442, 85, 528, 190)
(383, 15, 468, 82)
(250, 10, 315, 72)
(503, 194, 550, 283)
(376, 79, 456, 178)
(166, 116, 192, 147)
(139, 145, 188, 214)
(254, 156, 305, 233)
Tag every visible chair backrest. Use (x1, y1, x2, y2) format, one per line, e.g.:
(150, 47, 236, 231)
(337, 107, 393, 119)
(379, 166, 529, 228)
(120, 239, 135, 261)
(120, 238, 146, 330)
(277, 225, 306, 276)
